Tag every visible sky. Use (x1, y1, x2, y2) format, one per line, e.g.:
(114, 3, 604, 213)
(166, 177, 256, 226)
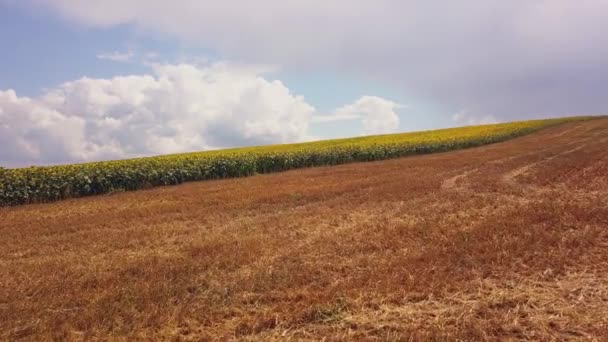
(0, 1, 607, 167)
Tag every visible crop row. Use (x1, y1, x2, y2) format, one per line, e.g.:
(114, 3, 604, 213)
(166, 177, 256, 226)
(0, 116, 594, 206)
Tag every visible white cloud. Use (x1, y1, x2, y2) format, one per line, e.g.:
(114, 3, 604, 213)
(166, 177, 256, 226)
(0, 63, 315, 166)
(16, 0, 608, 121)
(313, 96, 402, 134)
(0, 89, 87, 166)
(96, 50, 135, 62)
(452, 111, 498, 126)
(0, 63, 400, 167)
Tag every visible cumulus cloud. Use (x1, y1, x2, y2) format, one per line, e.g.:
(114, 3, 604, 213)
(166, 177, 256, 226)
(0, 90, 87, 166)
(0, 63, 315, 166)
(313, 96, 401, 134)
(0, 63, 400, 167)
(15, 0, 608, 120)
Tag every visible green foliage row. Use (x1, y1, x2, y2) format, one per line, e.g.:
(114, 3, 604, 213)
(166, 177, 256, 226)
(0, 116, 594, 206)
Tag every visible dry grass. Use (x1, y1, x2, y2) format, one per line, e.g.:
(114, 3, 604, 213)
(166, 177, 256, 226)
(1, 118, 607, 341)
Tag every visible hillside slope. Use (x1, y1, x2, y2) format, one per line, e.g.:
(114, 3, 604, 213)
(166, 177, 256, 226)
(0, 116, 590, 206)
(1, 118, 607, 340)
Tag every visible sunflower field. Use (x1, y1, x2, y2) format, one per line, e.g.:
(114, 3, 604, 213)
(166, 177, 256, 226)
(0, 116, 594, 206)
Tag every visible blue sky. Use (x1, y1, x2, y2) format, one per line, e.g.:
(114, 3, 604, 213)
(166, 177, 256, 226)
(0, 5, 142, 95)
(0, 3, 447, 132)
(1, 1, 606, 167)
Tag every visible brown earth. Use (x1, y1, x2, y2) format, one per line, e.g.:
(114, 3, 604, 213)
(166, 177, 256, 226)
(1, 118, 608, 341)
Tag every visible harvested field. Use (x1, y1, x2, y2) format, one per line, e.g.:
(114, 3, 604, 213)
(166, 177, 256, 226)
(1, 118, 608, 340)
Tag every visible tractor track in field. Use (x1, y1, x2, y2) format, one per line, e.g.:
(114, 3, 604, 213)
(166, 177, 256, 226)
(443, 121, 606, 197)
(1, 118, 608, 340)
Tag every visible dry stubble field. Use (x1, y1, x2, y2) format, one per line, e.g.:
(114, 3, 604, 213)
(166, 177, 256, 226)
(1, 118, 608, 340)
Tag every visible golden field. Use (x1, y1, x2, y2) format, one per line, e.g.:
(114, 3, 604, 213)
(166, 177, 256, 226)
(1, 118, 607, 340)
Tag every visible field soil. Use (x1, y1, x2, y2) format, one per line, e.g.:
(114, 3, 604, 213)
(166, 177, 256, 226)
(1, 118, 608, 341)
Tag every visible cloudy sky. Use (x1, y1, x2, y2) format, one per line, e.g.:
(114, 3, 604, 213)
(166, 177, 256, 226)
(1, 1, 607, 167)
